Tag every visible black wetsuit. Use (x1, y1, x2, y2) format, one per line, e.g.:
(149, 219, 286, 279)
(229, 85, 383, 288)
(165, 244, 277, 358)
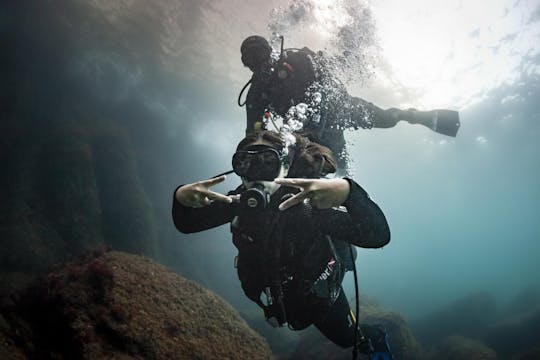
(172, 178, 390, 348)
(244, 49, 402, 169)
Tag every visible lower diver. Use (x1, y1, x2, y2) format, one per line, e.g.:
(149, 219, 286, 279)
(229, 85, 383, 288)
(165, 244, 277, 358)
(172, 130, 393, 358)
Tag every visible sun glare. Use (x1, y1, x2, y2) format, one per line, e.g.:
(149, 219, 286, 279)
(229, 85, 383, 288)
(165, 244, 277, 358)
(371, 0, 539, 110)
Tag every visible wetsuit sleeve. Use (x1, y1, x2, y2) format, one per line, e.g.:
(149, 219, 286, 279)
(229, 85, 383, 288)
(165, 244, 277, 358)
(172, 186, 237, 234)
(316, 178, 390, 248)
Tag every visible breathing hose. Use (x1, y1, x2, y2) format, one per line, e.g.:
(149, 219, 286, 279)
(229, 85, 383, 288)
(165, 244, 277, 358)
(349, 243, 372, 360)
(238, 79, 252, 107)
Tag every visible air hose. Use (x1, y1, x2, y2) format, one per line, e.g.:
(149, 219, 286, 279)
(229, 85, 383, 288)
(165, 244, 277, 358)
(238, 79, 252, 107)
(349, 243, 373, 360)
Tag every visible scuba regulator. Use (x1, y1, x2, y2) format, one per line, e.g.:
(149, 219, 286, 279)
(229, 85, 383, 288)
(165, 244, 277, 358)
(235, 182, 270, 212)
(210, 143, 287, 216)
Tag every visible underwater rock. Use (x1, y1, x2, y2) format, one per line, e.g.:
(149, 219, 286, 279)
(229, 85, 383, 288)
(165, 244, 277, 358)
(290, 297, 422, 360)
(426, 335, 496, 360)
(483, 307, 540, 359)
(0, 250, 273, 359)
(410, 291, 497, 345)
(500, 286, 540, 318)
(356, 300, 423, 360)
(512, 344, 540, 360)
(1, 0, 170, 276)
(290, 326, 350, 360)
(1, 117, 159, 275)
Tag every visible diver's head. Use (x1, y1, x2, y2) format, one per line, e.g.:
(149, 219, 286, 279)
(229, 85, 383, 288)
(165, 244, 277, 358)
(233, 131, 338, 190)
(241, 35, 273, 73)
(233, 131, 289, 194)
(286, 135, 337, 179)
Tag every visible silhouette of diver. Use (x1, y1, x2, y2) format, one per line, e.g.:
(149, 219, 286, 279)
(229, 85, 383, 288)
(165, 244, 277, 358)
(173, 131, 393, 359)
(239, 35, 460, 171)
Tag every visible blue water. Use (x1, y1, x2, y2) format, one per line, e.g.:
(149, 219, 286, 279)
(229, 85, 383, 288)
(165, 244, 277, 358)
(344, 79, 540, 316)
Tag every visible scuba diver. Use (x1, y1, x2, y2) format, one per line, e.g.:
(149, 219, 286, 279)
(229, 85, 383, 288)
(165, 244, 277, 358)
(172, 130, 393, 359)
(239, 35, 461, 170)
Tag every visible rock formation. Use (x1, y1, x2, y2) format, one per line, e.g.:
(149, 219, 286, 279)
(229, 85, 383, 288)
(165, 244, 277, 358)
(0, 250, 273, 359)
(426, 335, 496, 360)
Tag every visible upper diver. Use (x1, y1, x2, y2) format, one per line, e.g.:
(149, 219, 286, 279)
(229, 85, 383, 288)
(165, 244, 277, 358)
(239, 35, 461, 170)
(172, 130, 393, 359)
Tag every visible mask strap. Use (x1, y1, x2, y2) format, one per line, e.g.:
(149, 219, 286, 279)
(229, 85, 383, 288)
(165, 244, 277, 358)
(211, 169, 234, 178)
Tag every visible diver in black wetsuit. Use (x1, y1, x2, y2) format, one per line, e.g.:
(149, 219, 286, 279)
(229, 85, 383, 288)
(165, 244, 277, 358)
(239, 35, 460, 170)
(172, 130, 392, 357)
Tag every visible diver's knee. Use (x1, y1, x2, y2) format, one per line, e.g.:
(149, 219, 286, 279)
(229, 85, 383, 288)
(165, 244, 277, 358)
(330, 336, 354, 348)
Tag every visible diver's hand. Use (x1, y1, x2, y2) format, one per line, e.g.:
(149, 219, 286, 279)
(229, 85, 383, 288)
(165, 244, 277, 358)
(275, 178, 350, 211)
(175, 175, 233, 208)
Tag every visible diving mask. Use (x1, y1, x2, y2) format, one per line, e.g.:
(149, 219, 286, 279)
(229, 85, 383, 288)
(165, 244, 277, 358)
(232, 145, 286, 182)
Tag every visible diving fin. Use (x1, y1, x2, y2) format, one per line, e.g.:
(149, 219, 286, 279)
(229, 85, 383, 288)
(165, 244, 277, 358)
(371, 352, 393, 360)
(411, 109, 461, 137)
(359, 324, 394, 360)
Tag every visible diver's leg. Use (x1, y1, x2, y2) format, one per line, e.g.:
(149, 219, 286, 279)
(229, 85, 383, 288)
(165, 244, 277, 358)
(313, 287, 356, 348)
(314, 288, 393, 356)
(348, 96, 398, 129)
(359, 324, 393, 356)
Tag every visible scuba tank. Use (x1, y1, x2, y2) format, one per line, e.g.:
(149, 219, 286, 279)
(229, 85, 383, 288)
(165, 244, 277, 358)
(238, 35, 316, 110)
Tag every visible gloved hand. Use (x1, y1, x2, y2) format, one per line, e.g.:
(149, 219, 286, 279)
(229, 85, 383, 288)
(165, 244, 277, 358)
(175, 175, 232, 208)
(274, 178, 350, 210)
